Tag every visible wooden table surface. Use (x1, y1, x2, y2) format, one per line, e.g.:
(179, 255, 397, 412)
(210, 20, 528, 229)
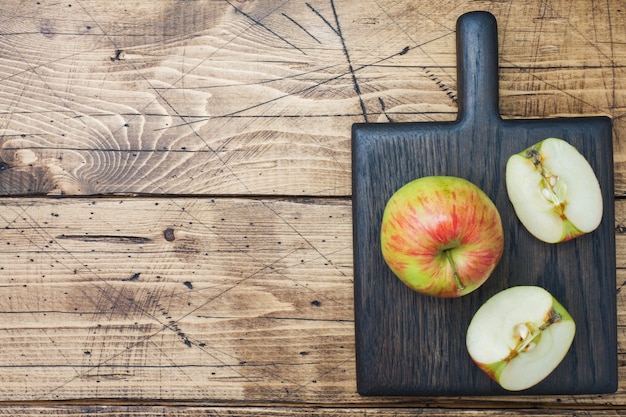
(0, 0, 624, 415)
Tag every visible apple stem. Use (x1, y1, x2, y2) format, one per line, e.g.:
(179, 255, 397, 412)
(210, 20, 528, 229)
(445, 249, 465, 291)
(540, 309, 562, 330)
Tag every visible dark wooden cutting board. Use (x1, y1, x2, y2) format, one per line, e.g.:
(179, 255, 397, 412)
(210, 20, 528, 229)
(352, 11, 617, 396)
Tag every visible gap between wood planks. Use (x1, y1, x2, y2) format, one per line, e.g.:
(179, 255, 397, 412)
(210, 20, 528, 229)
(0, 398, 623, 411)
(0, 193, 353, 201)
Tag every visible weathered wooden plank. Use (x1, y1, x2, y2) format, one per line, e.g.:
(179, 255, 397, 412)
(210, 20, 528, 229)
(0, 195, 623, 406)
(0, 196, 354, 401)
(0, 1, 623, 196)
(1, 0, 626, 412)
(0, 405, 620, 417)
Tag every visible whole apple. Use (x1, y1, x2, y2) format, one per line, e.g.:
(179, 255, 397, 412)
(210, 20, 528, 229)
(380, 176, 504, 297)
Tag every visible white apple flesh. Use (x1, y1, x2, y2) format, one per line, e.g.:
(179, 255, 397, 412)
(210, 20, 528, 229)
(466, 286, 576, 391)
(505, 137, 602, 243)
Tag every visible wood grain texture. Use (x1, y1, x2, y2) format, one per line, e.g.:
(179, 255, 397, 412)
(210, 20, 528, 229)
(0, 406, 625, 417)
(0, 406, 623, 416)
(353, 11, 616, 396)
(0, 0, 624, 196)
(0, 196, 624, 407)
(0, 0, 625, 415)
(0, 197, 353, 402)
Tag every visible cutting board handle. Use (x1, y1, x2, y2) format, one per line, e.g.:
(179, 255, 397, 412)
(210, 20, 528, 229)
(456, 11, 500, 122)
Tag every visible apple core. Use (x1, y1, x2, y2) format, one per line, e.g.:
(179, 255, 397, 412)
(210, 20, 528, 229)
(466, 286, 576, 391)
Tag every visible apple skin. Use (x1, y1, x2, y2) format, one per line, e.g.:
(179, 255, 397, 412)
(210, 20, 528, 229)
(466, 286, 576, 391)
(380, 176, 504, 298)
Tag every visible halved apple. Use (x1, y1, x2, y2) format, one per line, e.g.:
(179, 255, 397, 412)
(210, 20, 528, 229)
(505, 137, 602, 243)
(466, 286, 576, 391)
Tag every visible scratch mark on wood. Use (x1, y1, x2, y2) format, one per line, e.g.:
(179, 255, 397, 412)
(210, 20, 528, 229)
(423, 67, 457, 103)
(169, 43, 419, 128)
(309, 0, 368, 122)
(499, 57, 604, 113)
(227, 0, 306, 54)
(5, 207, 250, 398)
(371, 0, 458, 104)
(378, 97, 394, 122)
(305, 2, 339, 36)
(605, 0, 617, 114)
(261, 204, 348, 278)
(281, 12, 321, 44)
(72, 1, 280, 213)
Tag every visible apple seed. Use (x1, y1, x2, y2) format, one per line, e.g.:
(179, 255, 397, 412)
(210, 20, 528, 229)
(549, 175, 558, 187)
(539, 173, 567, 218)
(524, 342, 536, 352)
(514, 323, 530, 341)
(508, 308, 562, 361)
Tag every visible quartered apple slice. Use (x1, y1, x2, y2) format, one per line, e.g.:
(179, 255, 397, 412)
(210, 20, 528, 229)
(505, 138, 602, 243)
(466, 286, 576, 391)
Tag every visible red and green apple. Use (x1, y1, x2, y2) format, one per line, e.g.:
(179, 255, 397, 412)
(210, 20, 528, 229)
(505, 137, 602, 243)
(466, 285, 576, 391)
(380, 175, 504, 298)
